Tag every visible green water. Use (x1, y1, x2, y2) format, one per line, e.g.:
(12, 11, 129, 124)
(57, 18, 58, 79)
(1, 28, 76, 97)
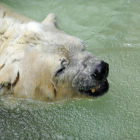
(0, 0, 140, 139)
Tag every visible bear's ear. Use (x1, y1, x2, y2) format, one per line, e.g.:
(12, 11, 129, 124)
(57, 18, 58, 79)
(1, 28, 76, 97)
(41, 13, 57, 27)
(0, 62, 19, 91)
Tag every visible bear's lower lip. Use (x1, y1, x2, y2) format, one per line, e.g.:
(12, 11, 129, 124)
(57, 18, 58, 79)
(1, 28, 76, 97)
(83, 80, 109, 97)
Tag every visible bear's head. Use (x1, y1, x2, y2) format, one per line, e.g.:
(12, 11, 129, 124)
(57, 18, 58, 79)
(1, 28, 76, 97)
(0, 9, 109, 101)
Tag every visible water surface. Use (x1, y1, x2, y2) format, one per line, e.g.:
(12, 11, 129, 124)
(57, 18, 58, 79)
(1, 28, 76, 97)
(0, 0, 140, 139)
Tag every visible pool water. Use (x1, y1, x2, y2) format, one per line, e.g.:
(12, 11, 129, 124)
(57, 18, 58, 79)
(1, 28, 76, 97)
(0, 0, 140, 139)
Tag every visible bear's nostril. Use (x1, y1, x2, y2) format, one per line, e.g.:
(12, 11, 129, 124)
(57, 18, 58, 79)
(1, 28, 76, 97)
(91, 61, 109, 81)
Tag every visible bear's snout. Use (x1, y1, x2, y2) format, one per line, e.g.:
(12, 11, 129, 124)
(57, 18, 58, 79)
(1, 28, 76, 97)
(91, 61, 109, 81)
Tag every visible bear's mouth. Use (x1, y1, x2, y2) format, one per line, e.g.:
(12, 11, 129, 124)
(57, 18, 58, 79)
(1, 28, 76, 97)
(82, 80, 109, 97)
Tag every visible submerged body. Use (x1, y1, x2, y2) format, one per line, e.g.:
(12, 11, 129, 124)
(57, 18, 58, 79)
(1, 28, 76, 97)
(0, 4, 109, 102)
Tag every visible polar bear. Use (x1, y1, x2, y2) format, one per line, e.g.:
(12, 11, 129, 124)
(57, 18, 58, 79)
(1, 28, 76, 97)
(0, 4, 109, 102)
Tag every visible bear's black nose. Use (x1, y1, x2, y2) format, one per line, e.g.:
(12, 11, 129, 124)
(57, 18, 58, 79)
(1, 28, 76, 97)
(91, 61, 109, 81)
